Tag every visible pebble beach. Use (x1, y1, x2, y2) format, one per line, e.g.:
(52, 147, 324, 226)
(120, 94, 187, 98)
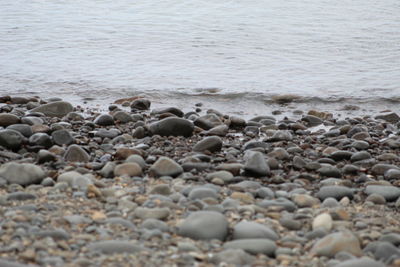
(0, 95, 399, 267)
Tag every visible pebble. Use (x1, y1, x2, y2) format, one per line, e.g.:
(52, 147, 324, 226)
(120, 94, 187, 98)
(0, 113, 20, 127)
(0, 162, 45, 186)
(188, 187, 218, 200)
(178, 211, 228, 241)
(312, 213, 333, 231)
(310, 231, 362, 257)
(31, 101, 73, 117)
(243, 151, 270, 177)
(193, 136, 223, 153)
(210, 248, 255, 265)
(365, 185, 400, 202)
(316, 186, 354, 200)
(113, 162, 142, 177)
(131, 99, 151, 110)
(87, 240, 142, 254)
(64, 144, 90, 162)
(134, 207, 170, 220)
(232, 221, 279, 241)
(0, 129, 24, 150)
(334, 258, 385, 267)
(149, 117, 194, 137)
(149, 157, 183, 177)
(223, 239, 277, 256)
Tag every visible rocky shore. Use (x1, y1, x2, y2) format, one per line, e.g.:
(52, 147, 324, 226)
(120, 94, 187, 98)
(0, 95, 399, 267)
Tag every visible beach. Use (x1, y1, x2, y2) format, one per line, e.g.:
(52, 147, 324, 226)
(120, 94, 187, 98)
(0, 95, 399, 266)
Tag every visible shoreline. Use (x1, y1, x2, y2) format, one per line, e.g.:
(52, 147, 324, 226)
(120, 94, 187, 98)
(0, 95, 399, 266)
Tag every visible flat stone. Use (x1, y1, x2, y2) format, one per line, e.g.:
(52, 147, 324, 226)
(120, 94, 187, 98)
(64, 144, 90, 162)
(134, 207, 170, 220)
(7, 192, 37, 201)
(194, 114, 223, 130)
(365, 185, 400, 202)
(178, 211, 229, 241)
(244, 151, 270, 177)
(334, 258, 385, 267)
(149, 117, 194, 137)
(0, 259, 38, 267)
(310, 231, 362, 257)
(188, 187, 218, 200)
(371, 164, 399, 175)
(316, 186, 354, 201)
(302, 115, 323, 126)
(223, 239, 277, 256)
(34, 229, 70, 240)
(257, 198, 297, 212)
(0, 129, 24, 150)
(141, 218, 169, 232)
(7, 124, 33, 137)
(87, 240, 142, 254)
(265, 130, 292, 142)
(114, 162, 142, 177)
(31, 101, 73, 118)
(205, 124, 229, 136)
(0, 162, 45, 186)
(0, 113, 20, 127)
(149, 157, 183, 177)
(151, 107, 183, 117)
(112, 111, 133, 123)
(206, 171, 234, 183)
(233, 221, 279, 241)
(292, 194, 319, 208)
(57, 171, 93, 190)
(193, 136, 223, 153)
(131, 99, 151, 110)
(29, 133, 52, 148)
(51, 129, 74, 145)
(318, 165, 342, 178)
(375, 112, 400, 123)
(104, 218, 136, 230)
(210, 249, 255, 266)
(384, 169, 400, 180)
(350, 151, 371, 162)
(94, 114, 114, 126)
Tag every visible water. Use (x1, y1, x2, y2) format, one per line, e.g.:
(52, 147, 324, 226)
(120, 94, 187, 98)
(1, 0, 400, 115)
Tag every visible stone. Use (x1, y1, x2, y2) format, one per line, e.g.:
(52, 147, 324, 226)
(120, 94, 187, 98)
(330, 151, 353, 161)
(243, 151, 270, 177)
(112, 111, 133, 123)
(87, 240, 142, 254)
(149, 157, 183, 177)
(7, 124, 33, 137)
(375, 112, 400, 123)
(114, 162, 142, 177)
(125, 154, 146, 168)
(334, 258, 385, 267)
(149, 117, 194, 137)
(318, 165, 342, 178)
(312, 213, 333, 231)
(265, 130, 292, 142)
(134, 207, 170, 220)
(194, 114, 223, 130)
(51, 129, 74, 145)
(210, 249, 255, 266)
(365, 193, 386, 205)
(188, 187, 218, 200)
(178, 211, 229, 241)
(130, 99, 151, 110)
(302, 115, 323, 126)
(316, 186, 354, 200)
(29, 133, 52, 148)
(193, 136, 223, 153)
(365, 185, 400, 202)
(292, 194, 319, 208)
(0, 259, 37, 267)
(7, 192, 37, 201)
(151, 107, 183, 117)
(233, 221, 279, 241)
(34, 228, 70, 240)
(31, 101, 73, 118)
(94, 114, 114, 126)
(95, 128, 120, 139)
(384, 169, 400, 180)
(0, 162, 45, 186)
(205, 124, 229, 136)
(57, 171, 93, 190)
(350, 151, 371, 162)
(223, 239, 277, 256)
(371, 164, 399, 175)
(310, 231, 362, 257)
(104, 218, 136, 230)
(141, 218, 169, 232)
(257, 198, 297, 212)
(0, 129, 24, 150)
(374, 242, 400, 263)
(0, 113, 20, 127)
(64, 144, 90, 162)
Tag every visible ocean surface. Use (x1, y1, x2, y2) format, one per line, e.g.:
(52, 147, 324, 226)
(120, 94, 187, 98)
(1, 0, 400, 115)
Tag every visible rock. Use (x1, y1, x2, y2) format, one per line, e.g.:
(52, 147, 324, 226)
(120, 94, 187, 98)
(7, 124, 33, 137)
(205, 124, 229, 136)
(99, 162, 116, 178)
(31, 101, 73, 118)
(310, 231, 362, 257)
(114, 162, 142, 177)
(374, 242, 400, 263)
(130, 99, 151, 110)
(375, 112, 400, 123)
(365, 193, 386, 205)
(292, 194, 319, 208)
(58, 171, 93, 190)
(35, 228, 70, 240)
(7, 192, 37, 201)
(330, 151, 353, 161)
(350, 151, 371, 162)
(265, 130, 292, 142)
(233, 221, 279, 241)
(318, 165, 342, 178)
(194, 114, 223, 130)
(223, 239, 277, 256)
(125, 154, 146, 168)
(134, 207, 170, 220)
(302, 115, 323, 126)
(210, 249, 255, 266)
(104, 218, 136, 230)
(94, 114, 114, 126)
(112, 111, 133, 123)
(149, 117, 194, 137)
(141, 218, 169, 232)
(334, 258, 385, 267)
(193, 136, 223, 153)
(64, 144, 90, 162)
(178, 211, 229, 241)
(312, 213, 333, 231)
(87, 240, 142, 254)
(29, 133, 52, 148)
(149, 157, 183, 177)
(0, 129, 24, 150)
(149, 184, 171, 196)
(95, 128, 120, 139)
(243, 151, 270, 177)
(188, 187, 218, 200)
(0, 259, 38, 267)
(352, 140, 369, 150)
(151, 107, 183, 117)
(206, 171, 234, 183)
(51, 129, 74, 145)
(0, 113, 20, 127)
(316, 186, 354, 201)
(0, 162, 45, 186)
(365, 185, 400, 202)
(371, 164, 399, 175)
(257, 198, 297, 212)
(384, 169, 400, 180)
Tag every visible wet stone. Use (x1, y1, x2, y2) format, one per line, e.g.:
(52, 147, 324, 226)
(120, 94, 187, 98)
(87, 240, 142, 254)
(51, 129, 74, 145)
(223, 239, 277, 256)
(193, 136, 223, 153)
(243, 151, 270, 177)
(0, 162, 45, 186)
(233, 221, 279, 241)
(149, 117, 194, 137)
(316, 186, 354, 201)
(149, 157, 183, 177)
(31, 101, 73, 118)
(310, 231, 362, 258)
(0, 129, 24, 150)
(365, 185, 400, 202)
(64, 144, 90, 162)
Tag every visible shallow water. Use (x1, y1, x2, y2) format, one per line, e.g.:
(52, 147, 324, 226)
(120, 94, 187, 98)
(1, 0, 400, 114)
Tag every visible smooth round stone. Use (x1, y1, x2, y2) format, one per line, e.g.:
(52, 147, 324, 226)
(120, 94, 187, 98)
(7, 124, 33, 137)
(379, 233, 400, 246)
(149, 184, 171, 196)
(131, 99, 151, 110)
(114, 162, 142, 177)
(194, 114, 223, 130)
(210, 248, 255, 266)
(373, 242, 400, 263)
(188, 187, 218, 200)
(257, 198, 297, 212)
(94, 128, 120, 139)
(384, 169, 400, 180)
(0, 129, 24, 150)
(64, 144, 90, 162)
(94, 114, 114, 126)
(265, 130, 292, 142)
(113, 111, 133, 123)
(149, 117, 194, 137)
(34, 228, 70, 240)
(330, 151, 353, 161)
(375, 112, 400, 123)
(149, 157, 183, 177)
(104, 218, 136, 230)
(21, 116, 43, 125)
(351, 140, 369, 150)
(365, 185, 400, 202)
(310, 231, 362, 257)
(87, 240, 142, 254)
(233, 221, 279, 241)
(0, 113, 20, 127)
(279, 216, 302, 230)
(350, 151, 371, 162)
(141, 218, 169, 232)
(31, 101, 73, 117)
(29, 133, 52, 148)
(58, 171, 93, 190)
(151, 107, 183, 117)
(205, 124, 229, 136)
(293, 156, 307, 169)
(312, 213, 333, 231)
(0, 259, 37, 267)
(316, 186, 354, 201)
(178, 211, 229, 241)
(244, 151, 270, 177)
(334, 258, 385, 267)
(365, 193, 386, 205)
(0, 162, 45, 186)
(206, 171, 234, 183)
(318, 165, 342, 178)
(193, 136, 223, 153)
(342, 164, 359, 174)
(134, 207, 170, 220)
(292, 194, 319, 208)
(51, 129, 74, 145)
(223, 239, 277, 256)
(7, 192, 37, 201)
(371, 164, 399, 175)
